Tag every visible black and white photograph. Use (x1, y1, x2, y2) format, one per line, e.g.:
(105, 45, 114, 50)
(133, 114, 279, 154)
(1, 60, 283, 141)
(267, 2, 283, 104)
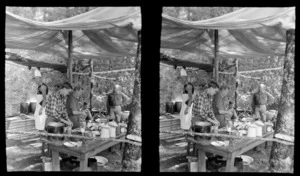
(5, 7, 141, 172)
(159, 7, 295, 172)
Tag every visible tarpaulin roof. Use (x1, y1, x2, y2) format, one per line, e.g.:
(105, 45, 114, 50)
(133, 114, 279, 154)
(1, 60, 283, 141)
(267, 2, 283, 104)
(161, 7, 295, 59)
(5, 7, 141, 61)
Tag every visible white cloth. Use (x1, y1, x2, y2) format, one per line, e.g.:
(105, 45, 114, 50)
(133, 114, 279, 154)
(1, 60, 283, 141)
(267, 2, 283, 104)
(180, 68, 187, 77)
(34, 69, 41, 77)
(179, 93, 194, 130)
(34, 94, 47, 130)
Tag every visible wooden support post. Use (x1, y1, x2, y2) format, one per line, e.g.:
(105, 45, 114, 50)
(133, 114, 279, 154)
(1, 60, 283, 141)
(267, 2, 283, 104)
(90, 59, 93, 111)
(214, 30, 219, 83)
(235, 58, 238, 109)
(67, 30, 73, 84)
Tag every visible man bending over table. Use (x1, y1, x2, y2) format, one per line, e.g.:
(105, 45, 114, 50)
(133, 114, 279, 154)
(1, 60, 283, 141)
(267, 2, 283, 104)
(66, 86, 87, 129)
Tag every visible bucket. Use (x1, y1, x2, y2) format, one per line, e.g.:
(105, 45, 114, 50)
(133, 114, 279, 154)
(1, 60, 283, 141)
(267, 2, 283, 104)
(247, 125, 257, 138)
(166, 102, 174, 114)
(187, 156, 198, 172)
(256, 125, 263, 137)
(41, 157, 52, 171)
(174, 102, 182, 113)
(109, 126, 116, 138)
(234, 157, 243, 172)
(193, 121, 212, 141)
(101, 126, 110, 138)
(29, 102, 37, 114)
(20, 103, 29, 115)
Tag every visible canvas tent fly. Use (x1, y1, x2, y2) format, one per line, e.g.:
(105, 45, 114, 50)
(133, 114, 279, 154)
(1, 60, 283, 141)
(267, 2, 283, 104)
(161, 7, 295, 60)
(5, 7, 141, 69)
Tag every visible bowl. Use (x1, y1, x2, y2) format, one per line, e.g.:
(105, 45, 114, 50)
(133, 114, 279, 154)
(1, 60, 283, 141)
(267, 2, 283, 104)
(94, 156, 108, 167)
(239, 155, 254, 165)
(218, 166, 239, 172)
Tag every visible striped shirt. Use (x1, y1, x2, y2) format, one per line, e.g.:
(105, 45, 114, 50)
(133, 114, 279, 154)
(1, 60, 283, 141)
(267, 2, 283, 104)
(192, 91, 215, 120)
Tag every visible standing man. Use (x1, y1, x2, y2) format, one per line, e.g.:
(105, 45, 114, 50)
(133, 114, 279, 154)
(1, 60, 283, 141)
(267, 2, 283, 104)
(252, 84, 274, 122)
(66, 86, 87, 129)
(192, 81, 220, 126)
(212, 85, 233, 128)
(107, 84, 131, 123)
(45, 82, 73, 129)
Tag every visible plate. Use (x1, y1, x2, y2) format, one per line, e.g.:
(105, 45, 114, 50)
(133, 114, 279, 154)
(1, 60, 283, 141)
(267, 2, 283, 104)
(241, 117, 253, 122)
(239, 155, 254, 165)
(211, 141, 224, 147)
(175, 142, 188, 147)
(64, 141, 77, 147)
(94, 156, 108, 167)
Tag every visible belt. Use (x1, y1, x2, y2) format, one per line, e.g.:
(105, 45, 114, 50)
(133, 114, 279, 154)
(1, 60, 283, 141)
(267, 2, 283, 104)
(110, 105, 121, 108)
(255, 104, 266, 106)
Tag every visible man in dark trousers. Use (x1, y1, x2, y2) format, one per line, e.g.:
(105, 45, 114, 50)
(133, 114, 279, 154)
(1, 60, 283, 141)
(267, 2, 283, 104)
(252, 84, 274, 122)
(107, 84, 131, 123)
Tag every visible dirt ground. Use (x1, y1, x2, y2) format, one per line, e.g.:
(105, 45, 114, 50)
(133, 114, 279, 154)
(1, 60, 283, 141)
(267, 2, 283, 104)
(160, 138, 272, 172)
(6, 138, 124, 171)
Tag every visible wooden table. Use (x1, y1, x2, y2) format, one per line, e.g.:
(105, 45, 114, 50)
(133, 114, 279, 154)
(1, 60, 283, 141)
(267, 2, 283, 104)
(187, 132, 274, 172)
(41, 133, 126, 171)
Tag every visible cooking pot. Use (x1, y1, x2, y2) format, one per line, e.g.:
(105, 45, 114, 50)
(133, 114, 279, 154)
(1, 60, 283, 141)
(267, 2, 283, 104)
(88, 158, 98, 171)
(46, 122, 65, 141)
(193, 121, 212, 141)
(20, 103, 29, 115)
(29, 102, 37, 114)
(174, 102, 182, 113)
(234, 157, 243, 172)
(165, 102, 174, 114)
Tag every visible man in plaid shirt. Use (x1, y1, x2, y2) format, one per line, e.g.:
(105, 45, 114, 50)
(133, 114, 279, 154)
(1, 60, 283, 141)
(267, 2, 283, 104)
(192, 82, 220, 126)
(45, 82, 73, 129)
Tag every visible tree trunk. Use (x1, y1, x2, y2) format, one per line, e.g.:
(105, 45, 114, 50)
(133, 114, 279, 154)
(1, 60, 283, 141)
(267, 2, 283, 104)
(269, 29, 294, 173)
(121, 30, 142, 172)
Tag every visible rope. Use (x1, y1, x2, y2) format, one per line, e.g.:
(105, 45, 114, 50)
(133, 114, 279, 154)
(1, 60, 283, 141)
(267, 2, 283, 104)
(160, 130, 294, 146)
(239, 67, 283, 74)
(93, 68, 135, 74)
(238, 74, 261, 79)
(6, 130, 142, 146)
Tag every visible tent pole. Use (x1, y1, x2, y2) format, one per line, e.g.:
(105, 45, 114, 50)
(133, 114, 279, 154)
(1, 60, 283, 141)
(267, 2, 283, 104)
(90, 59, 93, 111)
(234, 58, 238, 110)
(214, 30, 219, 84)
(67, 30, 73, 85)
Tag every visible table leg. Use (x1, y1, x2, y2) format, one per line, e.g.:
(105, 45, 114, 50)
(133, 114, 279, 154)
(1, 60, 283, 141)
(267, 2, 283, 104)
(198, 150, 206, 172)
(41, 142, 45, 156)
(79, 157, 88, 171)
(52, 150, 60, 171)
(187, 142, 190, 156)
(225, 157, 235, 172)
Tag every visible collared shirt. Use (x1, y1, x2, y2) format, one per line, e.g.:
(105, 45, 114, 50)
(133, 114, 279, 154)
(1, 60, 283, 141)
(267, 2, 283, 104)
(45, 91, 68, 121)
(107, 92, 130, 107)
(66, 93, 81, 117)
(192, 91, 215, 120)
(253, 91, 273, 106)
(212, 92, 226, 116)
